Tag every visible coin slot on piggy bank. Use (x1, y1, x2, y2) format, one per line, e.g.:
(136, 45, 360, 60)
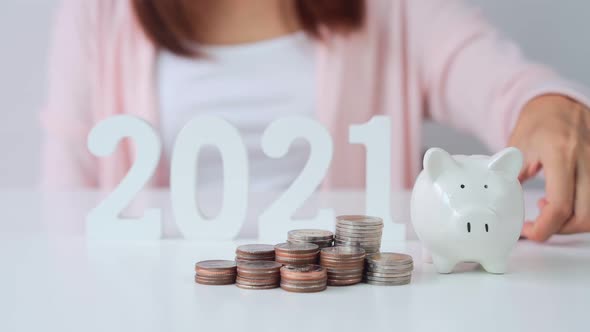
(410, 147, 524, 274)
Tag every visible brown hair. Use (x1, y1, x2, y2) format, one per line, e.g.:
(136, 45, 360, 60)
(132, 0, 365, 56)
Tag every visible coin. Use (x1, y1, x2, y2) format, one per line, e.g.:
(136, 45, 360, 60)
(288, 229, 334, 240)
(280, 283, 327, 293)
(275, 242, 319, 254)
(327, 277, 363, 286)
(336, 215, 383, 226)
(362, 252, 414, 286)
(236, 283, 280, 290)
(280, 264, 327, 280)
(236, 244, 275, 255)
(366, 253, 413, 265)
(237, 261, 282, 270)
(321, 246, 366, 257)
(195, 274, 236, 285)
(236, 276, 280, 286)
(195, 260, 237, 271)
(235, 244, 276, 262)
(365, 271, 412, 278)
(365, 279, 411, 286)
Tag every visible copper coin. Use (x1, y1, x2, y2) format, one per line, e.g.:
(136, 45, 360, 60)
(195, 270, 237, 278)
(237, 260, 282, 270)
(196, 274, 236, 282)
(195, 275, 235, 285)
(276, 257, 318, 263)
(236, 276, 280, 286)
(195, 275, 236, 285)
(275, 252, 319, 259)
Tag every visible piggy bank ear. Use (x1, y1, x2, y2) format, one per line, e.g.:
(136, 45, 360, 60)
(487, 147, 523, 179)
(423, 148, 457, 181)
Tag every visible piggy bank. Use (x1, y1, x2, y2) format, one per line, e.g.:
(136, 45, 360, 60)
(410, 147, 524, 274)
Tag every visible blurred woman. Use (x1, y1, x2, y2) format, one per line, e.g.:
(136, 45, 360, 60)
(41, 0, 590, 240)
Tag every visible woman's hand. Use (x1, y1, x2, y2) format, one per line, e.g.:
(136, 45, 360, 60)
(509, 95, 590, 242)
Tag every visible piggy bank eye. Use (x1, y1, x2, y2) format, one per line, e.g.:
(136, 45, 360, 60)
(484, 184, 488, 189)
(460, 184, 465, 189)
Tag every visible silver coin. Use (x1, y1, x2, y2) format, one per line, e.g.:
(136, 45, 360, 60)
(336, 227, 383, 233)
(325, 267, 364, 273)
(366, 252, 413, 265)
(288, 229, 334, 240)
(365, 263, 413, 271)
(365, 274, 412, 282)
(335, 232, 382, 238)
(280, 282, 327, 289)
(365, 271, 412, 278)
(280, 279, 328, 287)
(335, 239, 382, 245)
(195, 260, 237, 270)
(236, 283, 279, 290)
(335, 231, 382, 237)
(321, 246, 366, 256)
(334, 243, 381, 248)
(275, 242, 319, 253)
(366, 267, 413, 275)
(365, 279, 411, 286)
(236, 244, 276, 255)
(336, 215, 383, 226)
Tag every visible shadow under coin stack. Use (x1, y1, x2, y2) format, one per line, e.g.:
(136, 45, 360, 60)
(235, 244, 275, 262)
(236, 261, 282, 290)
(335, 215, 384, 254)
(320, 247, 366, 286)
(280, 265, 328, 293)
(287, 229, 334, 249)
(195, 260, 237, 285)
(364, 253, 414, 286)
(274, 243, 320, 266)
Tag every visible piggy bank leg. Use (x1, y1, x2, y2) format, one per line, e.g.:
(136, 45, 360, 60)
(422, 247, 433, 264)
(480, 258, 508, 274)
(431, 254, 456, 274)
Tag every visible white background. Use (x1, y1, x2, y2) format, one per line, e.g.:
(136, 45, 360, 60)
(0, 0, 589, 188)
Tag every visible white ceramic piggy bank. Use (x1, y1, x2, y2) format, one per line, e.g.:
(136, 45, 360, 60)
(410, 147, 524, 274)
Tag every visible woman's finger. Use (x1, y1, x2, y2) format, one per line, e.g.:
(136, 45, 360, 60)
(560, 149, 590, 234)
(521, 149, 575, 241)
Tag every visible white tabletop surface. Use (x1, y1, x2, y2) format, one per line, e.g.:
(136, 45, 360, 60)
(1, 190, 589, 332)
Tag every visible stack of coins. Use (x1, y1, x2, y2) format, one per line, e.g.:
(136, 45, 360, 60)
(195, 260, 237, 285)
(274, 243, 320, 266)
(235, 244, 275, 262)
(280, 265, 328, 293)
(287, 229, 334, 249)
(320, 247, 366, 286)
(236, 261, 282, 290)
(364, 253, 414, 286)
(335, 215, 383, 254)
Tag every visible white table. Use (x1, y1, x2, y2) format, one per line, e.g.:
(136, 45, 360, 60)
(1, 191, 589, 332)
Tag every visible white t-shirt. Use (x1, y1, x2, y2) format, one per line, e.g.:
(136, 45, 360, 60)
(158, 32, 315, 191)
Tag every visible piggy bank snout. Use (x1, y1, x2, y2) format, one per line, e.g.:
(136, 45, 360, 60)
(453, 208, 498, 234)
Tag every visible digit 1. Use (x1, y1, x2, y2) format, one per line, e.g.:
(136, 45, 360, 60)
(349, 116, 404, 241)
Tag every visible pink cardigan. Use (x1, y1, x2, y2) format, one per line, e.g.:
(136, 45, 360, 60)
(41, 0, 589, 190)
